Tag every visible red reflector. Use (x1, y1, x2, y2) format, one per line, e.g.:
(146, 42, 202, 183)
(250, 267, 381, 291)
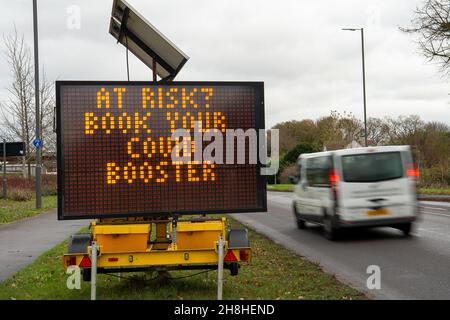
(66, 256, 76, 267)
(224, 250, 238, 262)
(239, 249, 250, 261)
(108, 257, 119, 262)
(79, 255, 91, 268)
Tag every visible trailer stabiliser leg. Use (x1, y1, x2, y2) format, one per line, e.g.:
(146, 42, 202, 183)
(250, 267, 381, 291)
(171, 215, 178, 246)
(217, 235, 225, 300)
(91, 241, 98, 300)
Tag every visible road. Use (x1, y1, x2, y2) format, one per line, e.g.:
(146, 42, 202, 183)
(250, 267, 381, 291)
(0, 211, 86, 282)
(234, 192, 450, 300)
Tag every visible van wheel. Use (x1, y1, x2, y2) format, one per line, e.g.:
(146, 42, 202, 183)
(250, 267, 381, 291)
(398, 223, 412, 236)
(324, 217, 338, 241)
(296, 218, 306, 229)
(293, 204, 306, 229)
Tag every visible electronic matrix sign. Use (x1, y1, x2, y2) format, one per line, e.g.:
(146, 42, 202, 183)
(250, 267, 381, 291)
(56, 81, 266, 220)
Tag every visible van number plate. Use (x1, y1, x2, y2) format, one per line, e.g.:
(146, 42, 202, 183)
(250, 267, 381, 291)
(367, 208, 390, 216)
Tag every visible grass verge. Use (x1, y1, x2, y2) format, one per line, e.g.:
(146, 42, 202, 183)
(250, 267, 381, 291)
(418, 188, 450, 195)
(0, 196, 57, 225)
(267, 184, 294, 192)
(0, 218, 365, 300)
(268, 185, 450, 196)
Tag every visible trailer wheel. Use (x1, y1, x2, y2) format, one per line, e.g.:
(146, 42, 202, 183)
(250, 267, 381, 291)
(82, 269, 91, 282)
(230, 263, 239, 276)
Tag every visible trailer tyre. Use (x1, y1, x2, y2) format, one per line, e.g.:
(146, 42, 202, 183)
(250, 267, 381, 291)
(230, 263, 239, 276)
(82, 269, 91, 282)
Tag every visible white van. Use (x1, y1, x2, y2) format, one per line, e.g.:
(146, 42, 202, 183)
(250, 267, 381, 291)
(291, 146, 419, 240)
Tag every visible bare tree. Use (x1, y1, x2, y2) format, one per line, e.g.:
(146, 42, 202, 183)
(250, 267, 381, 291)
(316, 111, 364, 150)
(1, 28, 56, 177)
(39, 70, 56, 154)
(316, 111, 343, 150)
(367, 117, 390, 146)
(336, 111, 364, 146)
(421, 122, 450, 184)
(401, 0, 450, 75)
(385, 115, 425, 146)
(1, 28, 35, 177)
(272, 119, 319, 154)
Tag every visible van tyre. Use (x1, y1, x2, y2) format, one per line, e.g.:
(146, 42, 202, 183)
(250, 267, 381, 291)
(296, 218, 306, 230)
(398, 222, 412, 236)
(293, 204, 306, 229)
(324, 216, 338, 241)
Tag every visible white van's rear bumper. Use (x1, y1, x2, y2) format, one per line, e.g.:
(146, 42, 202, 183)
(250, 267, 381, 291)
(336, 216, 416, 229)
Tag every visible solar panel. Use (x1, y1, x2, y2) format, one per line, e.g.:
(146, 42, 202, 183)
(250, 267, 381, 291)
(109, 0, 189, 80)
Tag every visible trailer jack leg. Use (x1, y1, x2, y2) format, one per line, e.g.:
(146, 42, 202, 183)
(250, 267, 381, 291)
(91, 241, 98, 300)
(217, 235, 225, 300)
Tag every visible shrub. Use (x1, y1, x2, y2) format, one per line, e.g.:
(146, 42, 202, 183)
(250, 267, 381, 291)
(8, 189, 33, 202)
(2, 175, 57, 200)
(7, 176, 35, 190)
(279, 163, 298, 184)
(273, 143, 319, 184)
(420, 166, 450, 188)
(283, 143, 318, 164)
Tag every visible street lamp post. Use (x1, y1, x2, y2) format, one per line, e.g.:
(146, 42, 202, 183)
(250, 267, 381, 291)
(342, 27, 368, 147)
(33, 0, 42, 208)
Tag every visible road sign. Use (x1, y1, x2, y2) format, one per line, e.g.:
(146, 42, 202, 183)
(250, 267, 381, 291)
(56, 81, 266, 220)
(33, 139, 43, 148)
(0, 142, 26, 157)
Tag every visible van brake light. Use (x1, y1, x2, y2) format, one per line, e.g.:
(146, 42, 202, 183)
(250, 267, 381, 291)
(329, 169, 340, 203)
(406, 163, 419, 178)
(329, 169, 340, 184)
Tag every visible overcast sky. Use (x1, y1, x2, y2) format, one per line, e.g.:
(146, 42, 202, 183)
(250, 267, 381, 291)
(1, 0, 449, 128)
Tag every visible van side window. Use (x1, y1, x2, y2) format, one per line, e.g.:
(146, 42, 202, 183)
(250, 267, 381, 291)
(306, 156, 332, 187)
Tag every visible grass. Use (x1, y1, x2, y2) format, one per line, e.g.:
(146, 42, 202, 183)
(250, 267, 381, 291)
(0, 196, 57, 225)
(268, 184, 450, 195)
(418, 188, 450, 195)
(267, 184, 294, 192)
(0, 219, 365, 300)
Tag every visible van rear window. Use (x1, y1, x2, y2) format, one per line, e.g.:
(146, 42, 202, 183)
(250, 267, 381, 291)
(341, 152, 404, 183)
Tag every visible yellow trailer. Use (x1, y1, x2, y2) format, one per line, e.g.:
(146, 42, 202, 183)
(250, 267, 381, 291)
(63, 216, 251, 282)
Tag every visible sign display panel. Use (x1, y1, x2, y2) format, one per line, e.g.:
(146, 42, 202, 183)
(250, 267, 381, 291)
(56, 81, 266, 220)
